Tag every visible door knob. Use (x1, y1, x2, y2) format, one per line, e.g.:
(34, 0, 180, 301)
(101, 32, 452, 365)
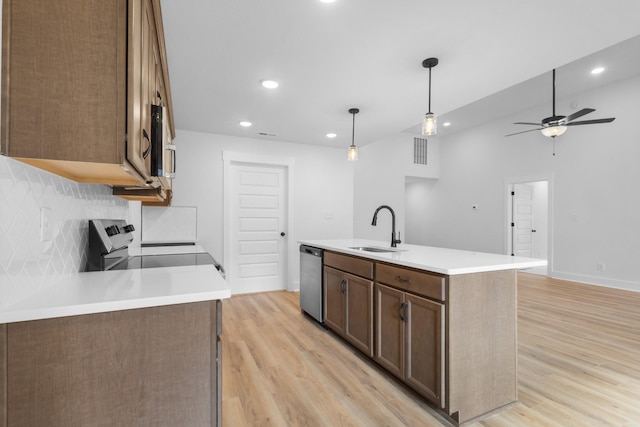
(280, 232, 286, 237)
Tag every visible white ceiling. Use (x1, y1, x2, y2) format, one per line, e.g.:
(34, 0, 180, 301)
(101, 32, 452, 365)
(159, 0, 640, 148)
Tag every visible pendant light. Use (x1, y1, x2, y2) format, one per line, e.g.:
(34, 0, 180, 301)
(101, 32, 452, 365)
(347, 108, 359, 161)
(422, 57, 439, 136)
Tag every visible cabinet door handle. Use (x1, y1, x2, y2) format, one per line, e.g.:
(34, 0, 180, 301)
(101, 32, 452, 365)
(396, 276, 412, 285)
(340, 279, 346, 294)
(165, 143, 176, 178)
(142, 128, 151, 159)
(399, 302, 408, 322)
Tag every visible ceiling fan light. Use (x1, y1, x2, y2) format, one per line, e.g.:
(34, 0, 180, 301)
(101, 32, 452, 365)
(347, 144, 358, 161)
(541, 125, 567, 138)
(422, 112, 437, 136)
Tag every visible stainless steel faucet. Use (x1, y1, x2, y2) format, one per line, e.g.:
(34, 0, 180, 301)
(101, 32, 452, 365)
(371, 205, 402, 247)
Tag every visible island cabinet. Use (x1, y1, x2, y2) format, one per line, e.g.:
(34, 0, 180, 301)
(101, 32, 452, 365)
(374, 263, 445, 408)
(323, 251, 374, 357)
(0, 301, 221, 427)
(321, 250, 518, 424)
(1, 0, 175, 202)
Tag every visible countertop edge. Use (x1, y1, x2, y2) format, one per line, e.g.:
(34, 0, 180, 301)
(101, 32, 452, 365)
(299, 239, 547, 275)
(0, 289, 231, 324)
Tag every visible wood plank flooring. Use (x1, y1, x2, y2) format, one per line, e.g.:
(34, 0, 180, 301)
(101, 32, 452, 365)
(222, 273, 640, 426)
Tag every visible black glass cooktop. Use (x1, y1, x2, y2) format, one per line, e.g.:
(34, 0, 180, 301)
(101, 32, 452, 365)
(110, 252, 219, 271)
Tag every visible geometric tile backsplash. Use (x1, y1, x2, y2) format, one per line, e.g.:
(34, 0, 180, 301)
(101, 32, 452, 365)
(0, 156, 129, 308)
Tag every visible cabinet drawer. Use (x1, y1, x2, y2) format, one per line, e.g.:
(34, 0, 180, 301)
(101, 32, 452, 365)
(376, 263, 445, 302)
(324, 251, 374, 280)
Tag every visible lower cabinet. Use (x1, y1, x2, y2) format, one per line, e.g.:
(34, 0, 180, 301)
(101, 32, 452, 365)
(375, 283, 445, 407)
(322, 251, 518, 423)
(2, 301, 221, 427)
(324, 265, 374, 357)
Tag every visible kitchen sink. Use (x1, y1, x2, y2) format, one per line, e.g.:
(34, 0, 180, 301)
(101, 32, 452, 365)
(349, 246, 404, 253)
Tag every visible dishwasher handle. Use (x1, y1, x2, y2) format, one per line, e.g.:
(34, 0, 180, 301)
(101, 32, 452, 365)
(300, 245, 323, 257)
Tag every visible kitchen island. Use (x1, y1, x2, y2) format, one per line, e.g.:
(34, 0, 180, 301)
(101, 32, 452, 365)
(0, 263, 230, 427)
(299, 239, 546, 425)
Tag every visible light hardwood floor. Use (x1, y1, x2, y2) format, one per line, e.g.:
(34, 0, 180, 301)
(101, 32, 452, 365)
(222, 273, 640, 426)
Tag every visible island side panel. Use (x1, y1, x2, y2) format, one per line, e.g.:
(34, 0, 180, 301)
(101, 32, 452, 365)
(7, 302, 214, 426)
(446, 269, 518, 423)
(1, 324, 6, 427)
(212, 299, 222, 427)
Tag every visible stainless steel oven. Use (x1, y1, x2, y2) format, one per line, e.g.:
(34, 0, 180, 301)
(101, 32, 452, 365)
(87, 219, 224, 276)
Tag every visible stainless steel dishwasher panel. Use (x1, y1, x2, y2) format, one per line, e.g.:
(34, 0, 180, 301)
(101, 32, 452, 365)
(299, 245, 323, 322)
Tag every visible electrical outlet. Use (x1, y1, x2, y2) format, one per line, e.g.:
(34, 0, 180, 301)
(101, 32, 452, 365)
(40, 207, 52, 242)
(597, 263, 606, 272)
(472, 204, 479, 210)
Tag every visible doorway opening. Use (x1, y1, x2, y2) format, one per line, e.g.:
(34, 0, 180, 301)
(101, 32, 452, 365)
(506, 177, 552, 276)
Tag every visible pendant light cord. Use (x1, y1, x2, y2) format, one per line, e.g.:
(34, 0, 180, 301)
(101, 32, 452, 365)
(428, 66, 432, 113)
(552, 69, 556, 117)
(351, 111, 356, 145)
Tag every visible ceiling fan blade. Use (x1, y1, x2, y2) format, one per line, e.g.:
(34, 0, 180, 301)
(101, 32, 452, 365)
(565, 118, 616, 126)
(513, 122, 542, 126)
(561, 108, 595, 123)
(505, 128, 543, 137)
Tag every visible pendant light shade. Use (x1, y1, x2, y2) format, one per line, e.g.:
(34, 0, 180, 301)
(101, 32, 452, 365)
(422, 112, 437, 135)
(347, 108, 359, 161)
(422, 57, 439, 136)
(540, 125, 567, 138)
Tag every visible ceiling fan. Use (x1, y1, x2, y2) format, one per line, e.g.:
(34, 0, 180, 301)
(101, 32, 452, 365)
(505, 68, 616, 144)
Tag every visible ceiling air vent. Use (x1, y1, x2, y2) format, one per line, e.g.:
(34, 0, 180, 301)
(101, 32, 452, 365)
(413, 137, 428, 165)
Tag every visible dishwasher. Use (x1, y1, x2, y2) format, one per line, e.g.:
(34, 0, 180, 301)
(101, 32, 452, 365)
(299, 245, 324, 323)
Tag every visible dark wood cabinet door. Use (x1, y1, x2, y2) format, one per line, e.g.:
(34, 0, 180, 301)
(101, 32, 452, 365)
(127, 0, 155, 181)
(405, 293, 444, 408)
(1, 0, 126, 163)
(324, 266, 345, 335)
(344, 273, 374, 357)
(374, 283, 404, 379)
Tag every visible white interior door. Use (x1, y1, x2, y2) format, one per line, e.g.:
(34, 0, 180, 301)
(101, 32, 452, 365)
(512, 183, 535, 257)
(228, 163, 287, 294)
(506, 177, 551, 276)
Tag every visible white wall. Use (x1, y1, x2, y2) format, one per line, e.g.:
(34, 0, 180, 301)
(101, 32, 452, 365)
(391, 75, 640, 291)
(169, 130, 354, 290)
(354, 132, 440, 243)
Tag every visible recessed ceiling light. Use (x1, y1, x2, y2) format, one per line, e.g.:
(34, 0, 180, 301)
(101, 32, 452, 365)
(326, 133, 337, 138)
(239, 121, 252, 127)
(319, 0, 336, 3)
(590, 67, 605, 75)
(443, 122, 451, 127)
(260, 79, 279, 89)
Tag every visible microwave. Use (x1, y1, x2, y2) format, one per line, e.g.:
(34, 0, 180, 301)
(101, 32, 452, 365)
(151, 104, 176, 185)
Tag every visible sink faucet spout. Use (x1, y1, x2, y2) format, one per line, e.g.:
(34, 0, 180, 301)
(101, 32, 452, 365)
(371, 205, 402, 247)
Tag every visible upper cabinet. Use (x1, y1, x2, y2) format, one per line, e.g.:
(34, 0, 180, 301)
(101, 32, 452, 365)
(1, 0, 175, 199)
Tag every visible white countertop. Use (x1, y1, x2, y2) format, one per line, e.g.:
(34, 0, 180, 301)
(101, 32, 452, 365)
(299, 239, 547, 275)
(0, 263, 230, 324)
